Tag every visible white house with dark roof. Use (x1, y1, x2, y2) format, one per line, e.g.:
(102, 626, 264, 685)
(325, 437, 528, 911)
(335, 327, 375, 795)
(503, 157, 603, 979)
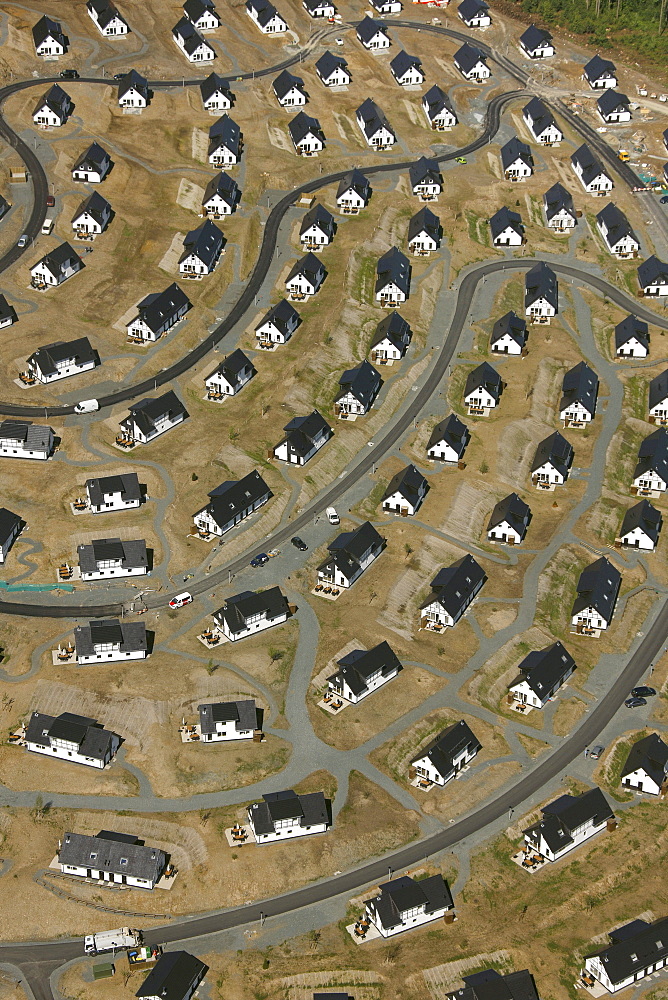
(273, 69, 307, 108)
(335, 360, 382, 417)
(458, 0, 490, 26)
(0, 420, 54, 461)
(0, 195, 9, 223)
(202, 171, 239, 216)
(371, 311, 412, 362)
(58, 830, 166, 888)
(117, 70, 149, 108)
(519, 23, 554, 58)
(487, 492, 531, 544)
(327, 641, 402, 703)
(596, 203, 639, 258)
(525, 261, 558, 322)
(71, 191, 111, 238)
(179, 220, 224, 276)
(120, 391, 189, 445)
(583, 917, 668, 993)
(184, 0, 221, 30)
(289, 112, 325, 155)
(25, 711, 120, 769)
(127, 283, 191, 342)
(410, 720, 481, 786)
(410, 157, 442, 201)
(524, 788, 614, 862)
(248, 789, 330, 843)
(531, 431, 573, 488)
(0, 295, 15, 330)
(88, 0, 129, 35)
(77, 537, 148, 581)
(522, 97, 563, 145)
(375, 247, 411, 305)
(200, 73, 232, 112)
(173, 17, 215, 61)
(464, 362, 502, 416)
(597, 90, 631, 123)
(205, 349, 255, 399)
(454, 43, 490, 81)
(198, 699, 261, 741)
(315, 51, 350, 87)
(571, 144, 613, 195)
(619, 499, 662, 551)
(213, 587, 290, 641)
(382, 464, 428, 516)
(255, 299, 300, 346)
(408, 207, 441, 256)
(490, 207, 524, 247)
(491, 311, 527, 355)
(246, 0, 288, 32)
(285, 252, 326, 300)
(27, 337, 99, 384)
(583, 54, 617, 89)
(571, 556, 621, 634)
(390, 50, 424, 87)
(72, 142, 111, 183)
(303, 0, 336, 16)
(30, 243, 84, 288)
(369, 0, 402, 12)
(638, 255, 668, 297)
(208, 114, 242, 165)
(136, 952, 208, 1000)
(501, 136, 533, 181)
(32, 15, 66, 56)
(543, 182, 576, 231)
(300, 203, 335, 250)
(448, 970, 540, 1000)
(317, 521, 385, 589)
(560, 361, 598, 426)
(508, 641, 576, 709)
(357, 99, 396, 149)
(336, 170, 371, 214)
(0, 508, 22, 564)
(633, 427, 668, 494)
(620, 733, 668, 794)
(273, 410, 332, 465)
(420, 554, 487, 629)
(422, 85, 458, 130)
(427, 413, 470, 464)
(85, 473, 142, 513)
(615, 314, 649, 358)
(193, 470, 272, 538)
(364, 875, 454, 938)
(649, 368, 668, 424)
(74, 618, 147, 664)
(356, 16, 390, 49)
(33, 84, 72, 127)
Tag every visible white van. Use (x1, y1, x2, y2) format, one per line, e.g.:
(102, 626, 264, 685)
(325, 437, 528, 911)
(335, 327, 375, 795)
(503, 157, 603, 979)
(169, 591, 193, 609)
(326, 507, 340, 524)
(41, 217, 54, 235)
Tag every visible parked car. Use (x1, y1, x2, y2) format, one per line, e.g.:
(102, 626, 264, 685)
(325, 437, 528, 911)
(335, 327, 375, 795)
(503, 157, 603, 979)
(632, 686, 656, 698)
(169, 591, 193, 609)
(660, 195, 668, 205)
(46, 194, 55, 208)
(326, 507, 340, 525)
(625, 696, 647, 708)
(113, 72, 126, 80)
(589, 744, 605, 760)
(250, 553, 269, 567)
(59, 69, 79, 79)
(291, 536, 308, 551)
(17, 234, 29, 248)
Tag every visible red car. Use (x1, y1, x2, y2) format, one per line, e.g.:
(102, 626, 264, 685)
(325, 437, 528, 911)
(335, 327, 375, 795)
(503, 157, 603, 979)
(46, 195, 55, 208)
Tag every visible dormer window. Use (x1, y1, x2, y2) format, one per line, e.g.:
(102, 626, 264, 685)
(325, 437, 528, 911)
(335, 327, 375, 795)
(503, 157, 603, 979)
(120, 858, 128, 865)
(89, 852, 97, 860)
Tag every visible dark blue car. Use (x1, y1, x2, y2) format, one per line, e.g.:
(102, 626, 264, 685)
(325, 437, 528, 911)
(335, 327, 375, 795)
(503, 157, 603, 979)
(250, 553, 269, 567)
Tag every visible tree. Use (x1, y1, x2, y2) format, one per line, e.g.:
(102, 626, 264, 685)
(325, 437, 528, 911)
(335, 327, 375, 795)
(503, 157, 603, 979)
(268, 648, 285, 663)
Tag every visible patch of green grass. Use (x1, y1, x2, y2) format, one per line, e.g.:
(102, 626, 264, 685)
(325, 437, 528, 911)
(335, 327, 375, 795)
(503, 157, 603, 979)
(623, 376, 647, 421)
(354, 479, 388, 519)
(465, 210, 491, 247)
(605, 424, 645, 495)
(352, 251, 377, 304)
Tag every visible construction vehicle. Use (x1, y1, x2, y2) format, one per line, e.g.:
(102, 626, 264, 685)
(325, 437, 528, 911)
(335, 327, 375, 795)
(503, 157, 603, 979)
(84, 928, 142, 956)
(618, 150, 630, 162)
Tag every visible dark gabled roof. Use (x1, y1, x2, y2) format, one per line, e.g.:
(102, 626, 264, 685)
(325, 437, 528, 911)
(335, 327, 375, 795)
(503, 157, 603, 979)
(202, 170, 239, 207)
(408, 206, 440, 244)
(63, 831, 166, 885)
(409, 156, 442, 190)
(454, 42, 487, 73)
(78, 537, 147, 574)
(208, 114, 240, 156)
(185, 0, 219, 23)
(72, 191, 110, 226)
(278, 409, 331, 457)
(491, 311, 527, 348)
(0, 294, 14, 326)
(375, 246, 410, 294)
(634, 427, 668, 484)
(200, 72, 231, 104)
(214, 586, 289, 634)
(383, 463, 427, 504)
(620, 733, 668, 785)
(300, 202, 335, 239)
(135, 282, 190, 333)
(638, 254, 668, 288)
(571, 143, 611, 187)
(286, 251, 325, 285)
(198, 699, 259, 735)
(586, 917, 668, 987)
(288, 111, 325, 145)
(422, 84, 457, 123)
(86, 472, 141, 506)
(510, 640, 576, 698)
(487, 492, 530, 533)
(543, 182, 575, 221)
(207, 348, 255, 388)
(371, 310, 411, 351)
(411, 719, 482, 778)
(173, 15, 211, 55)
(572, 556, 621, 619)
(72, 141, 110, 174)
(458, 0, 489, 20)
(530, 431, 573, 475)
(620, 499, 662, 544)
(371, 875, 453, 929)
(246, 0, 283, 27)
(256, 298, 299, 333)
(336, 359, 381, 406)
(118, 69, 148, 99)
(34, 83, 71, 118)
(390, 49, 423, 80)
(0, 420, 53, 452)
(248, 789, 329, 833)
(522, 96, 559, 137)
(583, 53, 616, 82)
(336, 168, 370, 201)
(615, 313, 649, 350)
(28, 337, 98, 377)
(180, 219, 224, 267)
(32, 15, 64, 47)
(89, 0, 127, 29)
(500, 136, 533, 172)
(525, 787, 614, 855)
(519, 23, 553, 50)
(560, 361, 598, 415)
(650, 368, 668, 409)
(126, 390, 189, 436)
(464, 361, 501, 400)
(356, 15, 388, 43)
(26, 710, 117, 760)
(318, 521, 385, 579)
(357, 98, 395, 141)
(34, 241, 83, 278)
(597, 89, 630, 116)
(597, 202, 638, 247)
(329, 640, 402, 696)
(525, 261, 558, 309)
(198, 470, 272, 527)
(421, 554, 487, 616)
(273, 68, 306, 100)
(135, 951, 208, 1000)
(74, 618, 147, 656)
(316, 51, 348, 81)
(490, 206, 523, 241)
(427, 412, 469, 455)
(304, 0, 333, 10)
(447, 969, 540, 1000)
(0, 507, 21, 547)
